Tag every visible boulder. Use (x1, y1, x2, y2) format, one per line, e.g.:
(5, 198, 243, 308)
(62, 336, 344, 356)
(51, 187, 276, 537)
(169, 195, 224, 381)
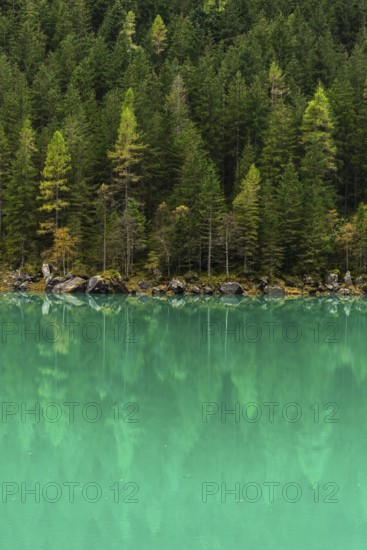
(42, 263, 51, 279)
(303, 276, 318, 288)
(152, 287, 166, 296)
(326, 283, 340, 293)
(263, 285, 285, 296)
(45, 276, 65, 293)
(13, 272, 35, 291)
(86, 275, 108, 294)
(337, 288, 351, 296)
(14, 281, 30, 291)
(326, 273, 338, 285)
(344, 271, 353, 286)
(219, 282, 244, 295)
(168, 278, 187, 294)
(204, 285, 213, 295)
(53, 277, 87, 293)
(258, 276, 270, 291)
(191, 286, 201, 295)
(138, 280, 150, 290)
(107, 277, 129, 294)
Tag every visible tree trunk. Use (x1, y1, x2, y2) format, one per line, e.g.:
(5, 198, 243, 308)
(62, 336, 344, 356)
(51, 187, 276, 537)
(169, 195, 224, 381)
(103, 205, 106, 272)
(225, 224, 229, 279)
(207, 212, 212, 277)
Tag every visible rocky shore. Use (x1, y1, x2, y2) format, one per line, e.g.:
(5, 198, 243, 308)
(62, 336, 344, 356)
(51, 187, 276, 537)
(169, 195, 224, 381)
(0, 264, 366, 298)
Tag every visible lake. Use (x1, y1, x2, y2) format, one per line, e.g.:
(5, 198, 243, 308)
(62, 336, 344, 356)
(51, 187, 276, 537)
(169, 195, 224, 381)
(0, 293, 365, 549)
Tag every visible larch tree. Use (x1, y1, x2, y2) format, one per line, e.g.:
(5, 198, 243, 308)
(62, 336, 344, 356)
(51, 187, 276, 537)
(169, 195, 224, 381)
(299, 83, 337, 272)
(150, 15, 167, 55)
(108, 87, 145, 275)
(38, 130, 71, 234)
(48, 226, 79, 276)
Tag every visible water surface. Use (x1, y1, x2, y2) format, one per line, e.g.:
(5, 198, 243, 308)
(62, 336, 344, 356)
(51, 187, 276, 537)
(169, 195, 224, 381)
(0, 293, 365, 549)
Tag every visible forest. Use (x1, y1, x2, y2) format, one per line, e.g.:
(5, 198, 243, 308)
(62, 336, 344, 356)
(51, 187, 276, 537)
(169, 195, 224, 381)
(1, 0, 367, 279)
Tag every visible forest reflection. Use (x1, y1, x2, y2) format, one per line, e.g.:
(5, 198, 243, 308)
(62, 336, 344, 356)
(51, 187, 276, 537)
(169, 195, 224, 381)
(0, 294, 365, 549)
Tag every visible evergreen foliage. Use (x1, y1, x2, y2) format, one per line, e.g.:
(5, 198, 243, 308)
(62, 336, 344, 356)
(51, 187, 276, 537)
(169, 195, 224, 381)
(0, 1, 366, 277)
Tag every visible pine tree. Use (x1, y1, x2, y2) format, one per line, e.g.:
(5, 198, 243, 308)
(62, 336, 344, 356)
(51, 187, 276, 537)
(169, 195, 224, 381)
(260, 179, 283, 276)
(38, 130, 71, 234)
(198, 161, 225, 276)
(3, 118, 37, 265)
(233, 164, 261, 272)
(353, 203, 367, 272)
(277, 162, 303, 273)
(260, 63, 294, 186)
(151, 202, 173, 276)
(0, 124, 10, 244)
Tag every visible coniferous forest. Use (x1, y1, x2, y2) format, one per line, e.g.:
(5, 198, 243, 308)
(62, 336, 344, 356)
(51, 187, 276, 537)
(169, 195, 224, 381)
(1, 0, 367, 279)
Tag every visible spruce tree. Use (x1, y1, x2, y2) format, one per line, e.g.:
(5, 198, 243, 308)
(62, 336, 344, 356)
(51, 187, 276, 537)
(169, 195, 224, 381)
(233, 164, 261, 272)
(0, 124, 10, 244)
(260, 179, 283, 276)
(3, 118, 37, 265)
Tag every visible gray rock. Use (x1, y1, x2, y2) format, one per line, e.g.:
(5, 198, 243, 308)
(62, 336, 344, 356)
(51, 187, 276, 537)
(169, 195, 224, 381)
(326, 273, 338, 285)
(344, 271, 353, 286)
(326, 283, 340, 292)
(152, 287, 166, 296)
(219, 282, 244, 295)
(303, 276, 318, 288)
(138, 280, 150, 290)
(53, 277, 87, 293)
(14, 281, 30, 291)
(191, 286, 201, 295)
(168, 278, 187, 294)
(337, 288, 351, 296)
(263, 285, 285, 296)
(259, 276, 270, 291)
(86, 275, 108, 294)
(107, 277, 129, 294)
(45, 276, 65, 293)
(204, 285, 213, 295)
(42, 263, 51, 279)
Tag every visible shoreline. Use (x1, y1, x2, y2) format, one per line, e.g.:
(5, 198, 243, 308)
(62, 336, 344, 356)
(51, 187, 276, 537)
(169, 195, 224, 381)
(0, 267, 364, 298)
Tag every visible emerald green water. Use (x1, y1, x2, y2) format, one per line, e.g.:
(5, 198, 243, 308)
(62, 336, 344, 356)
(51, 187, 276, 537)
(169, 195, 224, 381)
(0, 293, 365, 549)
